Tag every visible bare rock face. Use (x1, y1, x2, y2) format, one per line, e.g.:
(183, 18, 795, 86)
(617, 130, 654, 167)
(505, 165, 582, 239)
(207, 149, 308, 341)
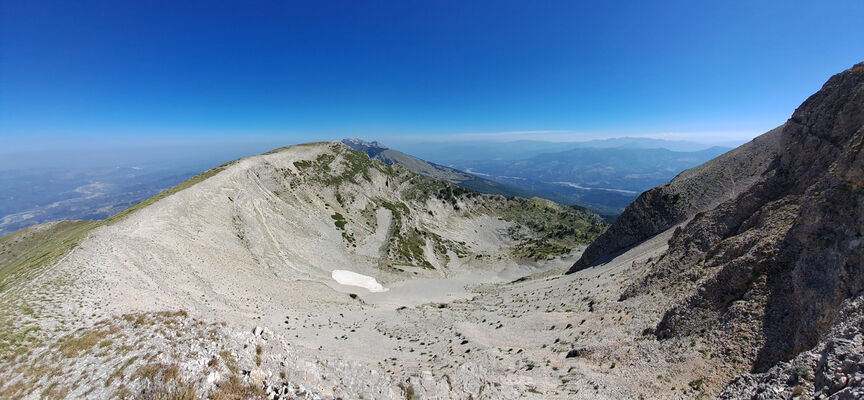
(569, 124, 782, 272)
(615, 62, 864, 384)
(719, 297, 864, 399)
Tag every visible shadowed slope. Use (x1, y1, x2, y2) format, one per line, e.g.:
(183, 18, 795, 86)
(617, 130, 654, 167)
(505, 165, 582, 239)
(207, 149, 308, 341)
(568, 125, 783, 273)
(620, 62, 864, 383)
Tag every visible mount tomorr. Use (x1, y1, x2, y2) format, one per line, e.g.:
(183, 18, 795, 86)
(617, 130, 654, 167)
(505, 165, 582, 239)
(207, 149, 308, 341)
(0, 62, 862, 399)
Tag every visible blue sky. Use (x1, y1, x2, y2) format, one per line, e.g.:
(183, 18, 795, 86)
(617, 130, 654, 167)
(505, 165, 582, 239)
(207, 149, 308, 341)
(2, 0, 863, 152)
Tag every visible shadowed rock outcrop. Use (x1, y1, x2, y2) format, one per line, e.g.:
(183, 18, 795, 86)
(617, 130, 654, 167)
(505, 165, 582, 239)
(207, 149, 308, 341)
(568, 125, 782, 273)
(618, 62, 864, 385)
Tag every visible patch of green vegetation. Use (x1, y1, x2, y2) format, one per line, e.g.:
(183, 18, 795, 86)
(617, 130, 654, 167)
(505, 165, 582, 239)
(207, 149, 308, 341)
(293, 143, 395, 187)
(488, 197, 607, 260)
(401, 173, 454, 201)
(374, 198, 437, 268)
(329, 212, 356, 245)
(512, 238, 572, 261)
(57, 324, 120, 358)
(0, 220, 100, 293)
(0, 313, 41, 362)
(688, 378, 704, 391)
(424, 229, 469, 265)
(377, 199, 410, 222)
(393, 228, 432, 269)
(792, 364, 813, 381)
(331, 213, 347, 230)
(329, 145, 371, 184)
(293, 159, 313, 170)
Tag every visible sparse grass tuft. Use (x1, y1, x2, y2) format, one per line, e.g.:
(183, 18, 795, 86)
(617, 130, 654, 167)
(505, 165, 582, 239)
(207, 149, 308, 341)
(210, 374, 267, 400)
(688, 378, 704, 391)
(792, 364, 813, 381)
(58, 325, 120, 358)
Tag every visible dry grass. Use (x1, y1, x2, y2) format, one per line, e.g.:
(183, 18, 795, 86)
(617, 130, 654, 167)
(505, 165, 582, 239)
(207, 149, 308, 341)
(132, 363, 181, 382)
(57, 325, 120, 358)
(219, 350, 238, 373)
(106, 356, 139, 387)
(126, 362, 267, 400)
(210, 374, 267, 400)
(129, 363, 196, 400)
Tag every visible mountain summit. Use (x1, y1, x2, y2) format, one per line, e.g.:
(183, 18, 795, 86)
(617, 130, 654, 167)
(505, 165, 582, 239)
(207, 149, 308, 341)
(341, 138, 389, 157)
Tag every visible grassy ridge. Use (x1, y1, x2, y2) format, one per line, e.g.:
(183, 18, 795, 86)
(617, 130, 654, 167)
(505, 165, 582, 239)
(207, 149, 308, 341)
(0, 220, 99, 293)
(0, 159, 240, 294)
(0, 159, 243, 363)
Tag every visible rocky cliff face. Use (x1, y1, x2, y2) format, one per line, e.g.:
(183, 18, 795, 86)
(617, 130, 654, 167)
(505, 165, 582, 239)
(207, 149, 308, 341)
(610, 62, 864, 394)
(569, 125, 783, 272)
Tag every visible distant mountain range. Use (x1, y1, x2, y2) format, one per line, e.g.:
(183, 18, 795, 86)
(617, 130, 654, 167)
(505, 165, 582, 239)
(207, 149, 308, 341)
(446, 145, 730, 214)
(0, 136, 732, 235)
(341, 138, 538, 200)
(392, 137, 739, 162)
(345, 138, 731, 217)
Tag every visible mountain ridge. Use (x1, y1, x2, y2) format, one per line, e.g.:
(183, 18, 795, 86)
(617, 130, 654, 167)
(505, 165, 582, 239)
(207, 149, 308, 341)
(571, 61, 864, 398)
(569, 124, 784, 272)
(0, 140, 610, 398)
(2, 63, 863, 399)
(341, 138, 543, 200)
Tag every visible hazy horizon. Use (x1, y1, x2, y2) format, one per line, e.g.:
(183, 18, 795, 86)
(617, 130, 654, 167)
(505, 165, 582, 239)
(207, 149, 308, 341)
(0, 133, 745, 171)
(3, 1, 863, 156)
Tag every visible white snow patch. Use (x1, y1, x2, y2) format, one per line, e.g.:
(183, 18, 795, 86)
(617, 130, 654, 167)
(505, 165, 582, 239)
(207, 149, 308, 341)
(331, 270, 388, 293)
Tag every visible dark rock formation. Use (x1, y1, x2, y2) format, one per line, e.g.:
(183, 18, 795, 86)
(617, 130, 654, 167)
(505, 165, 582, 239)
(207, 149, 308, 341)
(719, 297, 864, 399)
(616, 62, 864, 381)
(568, 125, 782, 272)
